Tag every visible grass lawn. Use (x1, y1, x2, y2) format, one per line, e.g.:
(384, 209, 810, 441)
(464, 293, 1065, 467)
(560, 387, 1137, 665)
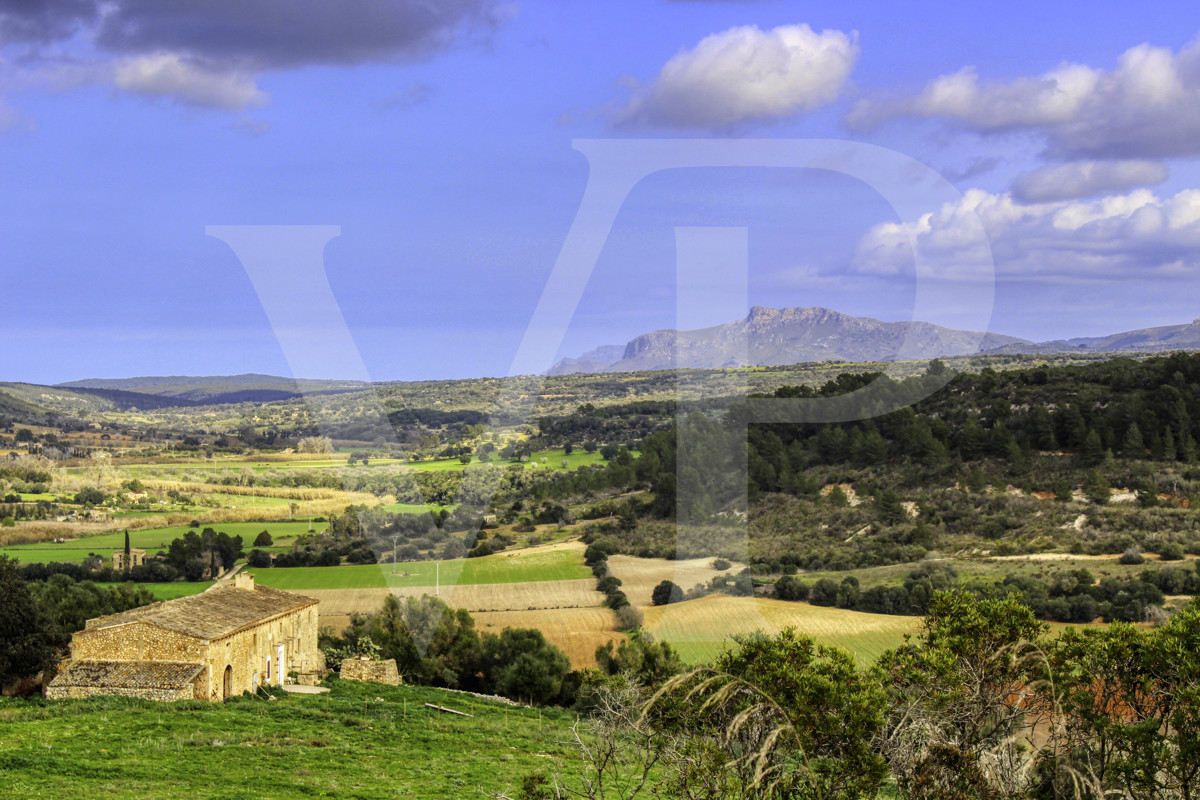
(0, 678, 578, 800)
(251, 547, 590, 591)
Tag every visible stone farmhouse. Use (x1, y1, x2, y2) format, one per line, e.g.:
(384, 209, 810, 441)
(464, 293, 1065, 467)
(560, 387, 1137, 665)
(47, 573, 324, 702)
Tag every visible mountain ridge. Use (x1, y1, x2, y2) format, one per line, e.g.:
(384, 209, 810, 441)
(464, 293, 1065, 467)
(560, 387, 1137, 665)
(549, 306, 1029, 375)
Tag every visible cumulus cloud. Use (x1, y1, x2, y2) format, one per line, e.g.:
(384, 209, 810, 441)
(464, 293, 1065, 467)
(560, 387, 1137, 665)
(0, 0, 504, 111)
(855, 187, 1200, 282)
(847, 34, 1200, 159)
(617, 23, 858, 129)
(1011, 159, 1168, 203)
(113, 54, 265, 110)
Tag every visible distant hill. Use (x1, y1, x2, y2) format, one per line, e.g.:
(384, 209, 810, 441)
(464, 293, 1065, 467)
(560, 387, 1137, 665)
(986, 319, 1200, 356)
(58, 373, 370, 405)
(549, 307, 1028, 375)
(0, 382, 200, 413)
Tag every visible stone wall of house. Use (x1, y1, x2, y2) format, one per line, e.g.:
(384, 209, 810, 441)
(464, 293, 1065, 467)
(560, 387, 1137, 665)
(340, 658, 401, 685)
(46, 684, 195, 702)
(71, 623, 205, 664)
(202, 603, 322, 700)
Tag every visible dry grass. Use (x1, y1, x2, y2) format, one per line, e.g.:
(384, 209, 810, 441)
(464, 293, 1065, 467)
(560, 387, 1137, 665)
(606, 554, 746, 607)
(473, 608, 624, 668)
(307, 577, 610, 659)
(643, 594, 921, 665)
(142, 480, 379, 504)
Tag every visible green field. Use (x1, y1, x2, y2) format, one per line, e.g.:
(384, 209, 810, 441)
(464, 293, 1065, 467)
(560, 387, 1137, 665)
(95, 581, 213, 600)
(405, 449, 612, 473)
(251, 547, 590, 591)
(0, 678, 577, 800)
(0, 521, 323, 566)
(378, 502, 449, 514)
(662, 627, 917, 666)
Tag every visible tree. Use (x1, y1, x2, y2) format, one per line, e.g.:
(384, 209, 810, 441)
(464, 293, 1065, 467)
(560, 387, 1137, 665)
(1083, 469, 1111, 505)
(878, 590, 1051, 799)
(74, 487, 105, 506)
(774, 574, 809, 601)
(253, 530, 273, 547)
(0, 556, 61, 689)
(481, 627, 572, 705)
(874, 488, 907, 525)
(651, 580, 683, 606)
(827, 485, 850, 507)
(594, 636, 682, 686)
(247, 549, 272, 568)
(648, 629, 888, 800)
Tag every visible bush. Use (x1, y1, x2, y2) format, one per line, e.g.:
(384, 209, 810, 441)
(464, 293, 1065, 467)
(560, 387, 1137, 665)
(1119, 547, 1145, 565)
(1156, 542, 1185, 561)
(651, 580, 683, 606)
(73, 487, 105, 505)
(773, 574, 810, 601)
(711, 558, 731, 571)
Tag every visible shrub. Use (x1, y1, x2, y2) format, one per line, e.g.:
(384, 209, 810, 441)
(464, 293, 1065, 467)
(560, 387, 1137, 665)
(1157, 542, 1185, 561)
(1119, 547, 1145, 565)
(651, 580, 683, 606)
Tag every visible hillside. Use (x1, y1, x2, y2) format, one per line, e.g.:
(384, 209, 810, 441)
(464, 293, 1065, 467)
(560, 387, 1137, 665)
(989, 317, 1200, 355)
(0, 679, 577, 800)
(549, 306, 1029, 374)
(59, 374, 370, 405)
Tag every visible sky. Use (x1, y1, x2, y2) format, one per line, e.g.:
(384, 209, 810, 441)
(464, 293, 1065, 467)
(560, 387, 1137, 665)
(3, 0, 1200, 383)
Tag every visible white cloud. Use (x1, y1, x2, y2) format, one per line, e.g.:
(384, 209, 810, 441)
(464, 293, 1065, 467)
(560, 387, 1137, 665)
(112, 54, 266, 110)
(855, 187, 1200, 282)
(1011, 160, 1168, 203)
(617, 23, 858, 129)
(847, 35, 1200, 159)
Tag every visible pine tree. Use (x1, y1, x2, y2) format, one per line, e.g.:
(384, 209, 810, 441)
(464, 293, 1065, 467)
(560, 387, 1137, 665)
(1122, 423, 1144, 457)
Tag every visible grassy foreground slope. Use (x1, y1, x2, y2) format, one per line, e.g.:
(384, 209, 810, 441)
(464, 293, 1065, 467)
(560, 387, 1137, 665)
(0, 678, 576, 800)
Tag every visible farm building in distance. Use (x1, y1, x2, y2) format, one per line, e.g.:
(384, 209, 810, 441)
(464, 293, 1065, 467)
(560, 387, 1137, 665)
(111, 548, 145, 571)
(47, 573, 324, 702)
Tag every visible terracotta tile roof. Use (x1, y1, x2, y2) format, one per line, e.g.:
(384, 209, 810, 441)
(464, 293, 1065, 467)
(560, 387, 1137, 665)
(84, 584, 317, 641)
(50, 660, 205, 690)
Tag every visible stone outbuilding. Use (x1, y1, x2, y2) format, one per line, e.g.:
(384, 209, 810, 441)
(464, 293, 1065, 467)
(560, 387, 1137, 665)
(111, 548, 146, 571)
(47, 573, 324, 702)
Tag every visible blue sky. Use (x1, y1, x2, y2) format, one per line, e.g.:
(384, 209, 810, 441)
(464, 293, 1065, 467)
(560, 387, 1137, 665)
(3, 0, 1200, 383)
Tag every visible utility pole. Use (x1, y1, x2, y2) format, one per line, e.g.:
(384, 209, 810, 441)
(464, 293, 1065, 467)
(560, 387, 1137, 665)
(436, 561, 440, 597)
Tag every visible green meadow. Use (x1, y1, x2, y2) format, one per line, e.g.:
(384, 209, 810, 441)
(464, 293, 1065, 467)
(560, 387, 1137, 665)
(251, 547, 589, 591)
(0, 678, 577, 800)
